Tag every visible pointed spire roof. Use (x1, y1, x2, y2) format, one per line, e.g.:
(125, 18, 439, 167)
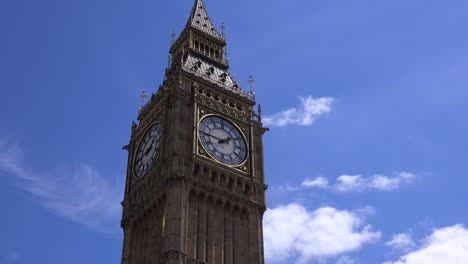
(187, 0, 223, 40)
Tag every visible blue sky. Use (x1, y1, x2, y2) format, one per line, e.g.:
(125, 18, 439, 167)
(1, 0, 468, 263)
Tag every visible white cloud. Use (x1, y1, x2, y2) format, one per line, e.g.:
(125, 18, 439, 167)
(338, 172, 416, 192)
(285, 184, 300, 192)
(336, 175, 366, 192)
(276, 184, 300, 192)
(385, 233, 416, 251)
(0, 141, 123, 234)
(301, 177, 329, 189)
(264, 203, 381, 263)
(367, 174, 402, 191)
(262, 96, 334, 127)
(295, 172, 416, 193)
(383, 225, 468, 264)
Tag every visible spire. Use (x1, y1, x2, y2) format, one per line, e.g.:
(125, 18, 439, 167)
(187, 0, 222, 39)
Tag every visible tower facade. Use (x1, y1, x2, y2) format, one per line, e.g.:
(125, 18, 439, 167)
(120, 1, 267, 263)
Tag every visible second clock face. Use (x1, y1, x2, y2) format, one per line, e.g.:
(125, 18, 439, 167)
(198, 116, 247, 166)
(134, 123, 162, 177)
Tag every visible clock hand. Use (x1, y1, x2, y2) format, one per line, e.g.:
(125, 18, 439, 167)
(135, 156, 144, 165)
(219, 137, 232, 145)
(144, 139, 156, 156)
(135, 139, 157, 165)
(200, 131, 224, 141)
(135, 148, 155, 167)
(144, 145, 153, 156)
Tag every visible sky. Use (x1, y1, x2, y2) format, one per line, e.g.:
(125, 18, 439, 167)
(1, 0, 468, 263)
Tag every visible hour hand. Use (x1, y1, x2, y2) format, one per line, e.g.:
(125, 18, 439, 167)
(144, 139, 156, 156)
(144, 145, 153, 156)
(218, 137, 232, 144)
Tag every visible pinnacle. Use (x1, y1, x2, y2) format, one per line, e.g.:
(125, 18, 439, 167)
(187, 0, 222, 39)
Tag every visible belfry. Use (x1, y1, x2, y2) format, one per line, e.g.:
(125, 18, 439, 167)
(120, 1, 268, 263)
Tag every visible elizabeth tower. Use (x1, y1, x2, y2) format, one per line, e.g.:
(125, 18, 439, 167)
(120, 1, 268, 263)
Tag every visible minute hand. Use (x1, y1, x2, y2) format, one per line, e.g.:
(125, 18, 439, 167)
(200, 131, 224, 141)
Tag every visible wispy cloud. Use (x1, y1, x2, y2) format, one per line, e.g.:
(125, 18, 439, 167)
(385, 233, 416, 252)
(7, 252, 20, 262)
(301, 177, 329, 189)
(383, 225, 468, 264)
(262, 96, 334, 127)
(0, 140, 123, 234)
(335, 172, 416, 192)
(264, 203, 381, 263)
(293, 172, 417, 193)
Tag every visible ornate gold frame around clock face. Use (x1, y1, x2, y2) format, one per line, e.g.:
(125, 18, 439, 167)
(197, 114, 248, 167)
(195, 110, 250, 174)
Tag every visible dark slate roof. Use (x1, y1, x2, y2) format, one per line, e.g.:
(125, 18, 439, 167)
(187, 0, 223, 40)
(183, 54, 255, 101)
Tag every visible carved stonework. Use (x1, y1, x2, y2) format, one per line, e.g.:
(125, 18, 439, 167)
(195, 94, 249, 124)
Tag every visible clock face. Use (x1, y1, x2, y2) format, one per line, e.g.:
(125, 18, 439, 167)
(134, 123, 162, 177)
(198, 116, 247, 166)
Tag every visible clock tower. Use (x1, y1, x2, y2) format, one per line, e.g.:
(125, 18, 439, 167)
(120, 1, 268, 263)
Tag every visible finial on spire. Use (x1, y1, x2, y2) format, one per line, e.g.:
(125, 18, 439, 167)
(221, 22, 229, 64)
(258, 104, 262, 122)
(187, 0, 222, 39)
(221, 22, 226, 38)
(139, 90, 147, 111)
(168, 30, 176, 68)
(248, 75, 256, 100)
(171, 30, 176, 44)
(248, 75, 255, 92)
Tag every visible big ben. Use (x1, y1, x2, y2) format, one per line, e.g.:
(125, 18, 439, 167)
(120, 1, 268, 263)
